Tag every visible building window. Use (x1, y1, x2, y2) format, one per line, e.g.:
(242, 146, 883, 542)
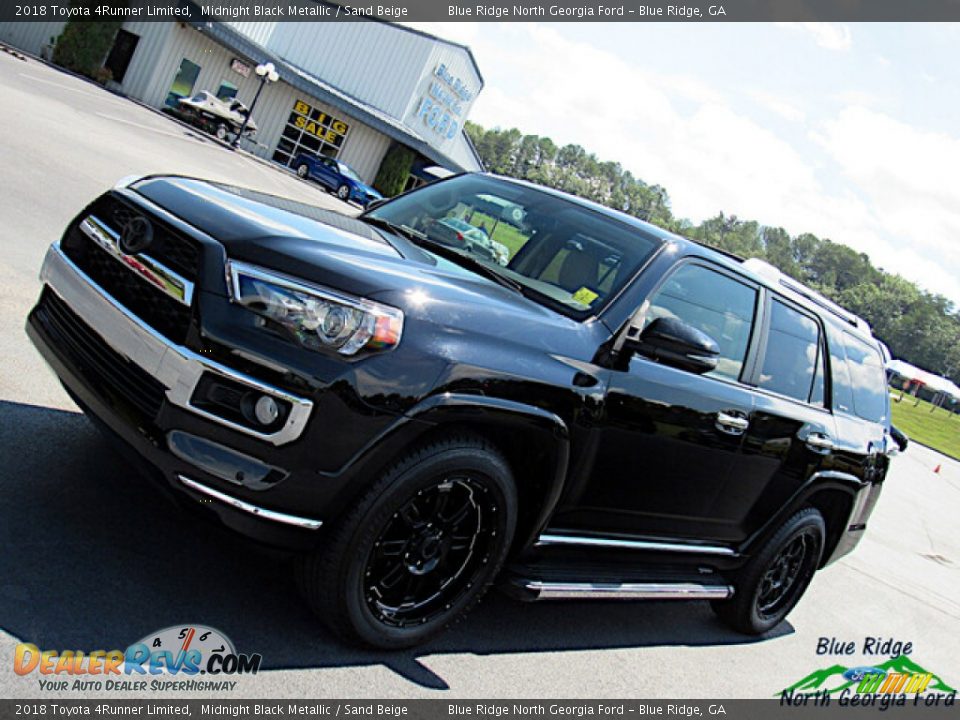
(103, 29, 139, 84)
(272, 99, 350, 167)
(165, 58, 201, 108)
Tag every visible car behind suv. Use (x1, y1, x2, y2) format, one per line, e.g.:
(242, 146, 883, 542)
(26, 173, 899, 648)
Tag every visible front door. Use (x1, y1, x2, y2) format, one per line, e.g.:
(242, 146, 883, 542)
(556, 260, 763, 543)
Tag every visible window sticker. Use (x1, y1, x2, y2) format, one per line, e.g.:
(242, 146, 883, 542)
(572, 286, 600, 306)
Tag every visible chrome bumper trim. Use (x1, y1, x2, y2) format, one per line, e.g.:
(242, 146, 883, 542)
(39, 243, 313, 445)
(178, 475, 322, 530)
(536, 533, 736, 556)
(523, 581, 734, 601)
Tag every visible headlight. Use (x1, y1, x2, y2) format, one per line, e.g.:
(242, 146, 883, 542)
(227, 262, 403, 355)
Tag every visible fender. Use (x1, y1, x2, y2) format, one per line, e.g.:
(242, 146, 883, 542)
(739, 469, 867, 558)
(319, 392, 571, 551)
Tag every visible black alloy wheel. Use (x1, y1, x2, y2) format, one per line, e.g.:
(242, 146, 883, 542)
(297, 436, 517, 648)
(756, 533, 812, 619)
(712, 507, 824, 635)
(364, 475, 498, 628)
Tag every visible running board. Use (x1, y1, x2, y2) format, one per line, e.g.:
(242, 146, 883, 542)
(515, 580, 734, 601)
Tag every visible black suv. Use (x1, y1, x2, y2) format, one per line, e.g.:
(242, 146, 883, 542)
(27, 173, 899, 648)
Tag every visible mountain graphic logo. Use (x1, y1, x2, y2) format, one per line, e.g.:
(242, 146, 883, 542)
(780, 655, 956, 696)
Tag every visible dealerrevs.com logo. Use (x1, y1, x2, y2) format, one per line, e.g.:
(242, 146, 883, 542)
(14, 625, 262, 692)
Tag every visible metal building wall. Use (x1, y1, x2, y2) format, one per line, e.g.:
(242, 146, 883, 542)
(112, 21, 173, 100)
(123, 23, 390, 182)
(0, 21, 66, 55)
(248, 22, 434, 119)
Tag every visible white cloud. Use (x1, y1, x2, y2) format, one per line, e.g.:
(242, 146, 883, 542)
(774, 22, 854, 51)
(815, 106, 960, 301)
(749, 91, 807, 122)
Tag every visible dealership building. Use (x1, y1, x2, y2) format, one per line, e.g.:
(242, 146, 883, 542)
(0, 19, 484, 186)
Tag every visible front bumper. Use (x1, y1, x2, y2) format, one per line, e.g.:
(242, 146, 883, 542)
(27, 244, 328, 546)
(38, 243, 313, 446)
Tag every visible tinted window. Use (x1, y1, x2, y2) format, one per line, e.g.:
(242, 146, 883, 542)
(758, 300, 822, 403)
(843, 334, 888, 423)
(644, 264, 757, 381)
(829, 332, 854, 414)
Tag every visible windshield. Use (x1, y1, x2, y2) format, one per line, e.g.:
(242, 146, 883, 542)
(338, 164, 362, 182)
(365, 174, 663, 317)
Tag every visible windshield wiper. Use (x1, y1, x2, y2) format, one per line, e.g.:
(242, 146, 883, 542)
(361, 215, 426, 243)
(361, 216, 524, 294)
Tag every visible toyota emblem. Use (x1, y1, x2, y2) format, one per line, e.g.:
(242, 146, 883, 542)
(118, 215, 153, 255)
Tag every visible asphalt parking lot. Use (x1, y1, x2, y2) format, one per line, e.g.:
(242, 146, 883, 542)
(0, 51, 958, 700)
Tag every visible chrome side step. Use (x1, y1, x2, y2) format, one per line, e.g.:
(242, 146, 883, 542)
(520, 580, 734, 601)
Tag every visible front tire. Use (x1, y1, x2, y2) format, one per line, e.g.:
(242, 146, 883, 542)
(712, 507, 825, 635)
(336, 184, 351, 201)
(298, 435, 517, 649)
(215, 123, 228, 141)
(296, 163, 310, 179)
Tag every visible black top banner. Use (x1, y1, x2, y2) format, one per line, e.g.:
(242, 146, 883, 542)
(6, 0, 960, 23)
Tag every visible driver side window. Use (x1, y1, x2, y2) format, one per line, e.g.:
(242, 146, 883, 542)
(643, 263, 757, 381)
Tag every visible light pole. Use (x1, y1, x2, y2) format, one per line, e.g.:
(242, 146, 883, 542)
(232, 61, 279, 148)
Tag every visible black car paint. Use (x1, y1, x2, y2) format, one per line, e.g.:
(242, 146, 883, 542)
(26, 175, 886, 582)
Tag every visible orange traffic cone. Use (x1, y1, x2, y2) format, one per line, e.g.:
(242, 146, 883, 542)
(933, 465, 941, 474)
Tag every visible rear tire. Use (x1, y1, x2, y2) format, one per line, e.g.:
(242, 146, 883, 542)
(712, 507, 824, 635)
(297, 435, 517, 649)
(215, 123, 228, 141)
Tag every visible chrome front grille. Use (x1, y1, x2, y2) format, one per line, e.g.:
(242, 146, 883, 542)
(59, 196, 199, 344)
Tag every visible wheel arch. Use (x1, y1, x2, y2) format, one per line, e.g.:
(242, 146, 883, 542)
(740, 471, 863, 568)
(322, 393, 570, 555)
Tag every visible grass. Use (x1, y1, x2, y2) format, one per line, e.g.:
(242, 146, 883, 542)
(889, 392, 960, 461)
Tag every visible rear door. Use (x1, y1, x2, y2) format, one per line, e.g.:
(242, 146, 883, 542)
(731, 296, 837, 537)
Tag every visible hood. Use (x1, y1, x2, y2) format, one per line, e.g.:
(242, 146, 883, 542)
(349, 179, 381, 198)
(130, 177, 598, 354)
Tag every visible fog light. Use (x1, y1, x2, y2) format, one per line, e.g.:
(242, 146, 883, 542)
(254, 395, 280, 426)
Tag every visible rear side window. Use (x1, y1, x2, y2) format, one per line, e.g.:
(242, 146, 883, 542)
(644, 263, 757, 382)
(829, 334, 854, 414)
(842, 334, 888, 423)
(758, 300, 824, 404)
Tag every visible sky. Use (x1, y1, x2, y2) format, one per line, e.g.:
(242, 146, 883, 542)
(410, 22, 960, 308)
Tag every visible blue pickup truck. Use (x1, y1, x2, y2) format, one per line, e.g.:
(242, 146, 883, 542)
(292, 153, 383, 208)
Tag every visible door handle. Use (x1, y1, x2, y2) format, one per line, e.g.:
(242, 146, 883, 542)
(715, 411, 749, 434)
(805, 433, 835, 453)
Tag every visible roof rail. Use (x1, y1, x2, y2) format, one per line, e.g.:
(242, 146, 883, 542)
(742, 258, 871, 333)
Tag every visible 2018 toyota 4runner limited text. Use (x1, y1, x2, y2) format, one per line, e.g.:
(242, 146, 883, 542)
(26, 173, 902, 648)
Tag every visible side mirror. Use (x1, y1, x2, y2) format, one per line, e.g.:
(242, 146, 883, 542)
(629, 317, 720, 375)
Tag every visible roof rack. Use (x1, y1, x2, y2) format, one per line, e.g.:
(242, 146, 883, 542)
(742, 258, 871, 333)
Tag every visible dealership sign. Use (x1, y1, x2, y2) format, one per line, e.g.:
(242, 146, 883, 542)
(292, 99, 349, 145)
(230, 58, 251, 78)
(415, 63, 474, 141)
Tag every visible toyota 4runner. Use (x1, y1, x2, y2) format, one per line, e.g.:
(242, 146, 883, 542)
(26, 173, 901, 648)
